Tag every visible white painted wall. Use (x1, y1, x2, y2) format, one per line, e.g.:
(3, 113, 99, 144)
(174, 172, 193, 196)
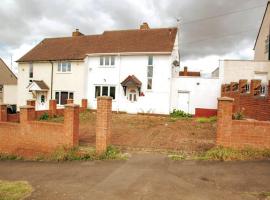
(171, 77, 221, 114)
(220, 60, 270, 84)
(86, 54, 173, 114)
(3, 85, 17, 104)
(17, 61, 86, 110)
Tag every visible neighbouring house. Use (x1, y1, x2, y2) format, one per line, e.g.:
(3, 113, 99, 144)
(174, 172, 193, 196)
(17, 22, 220, 115)
(0, 58, 17, 105)
(220, 1, 270, 86)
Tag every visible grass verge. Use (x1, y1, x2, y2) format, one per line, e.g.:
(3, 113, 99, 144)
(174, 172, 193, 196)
(0, 180, 32, 200)
(169, 146, 270, 161)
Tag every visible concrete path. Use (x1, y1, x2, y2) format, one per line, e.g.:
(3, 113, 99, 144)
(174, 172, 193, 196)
(0, 153, 269, 200)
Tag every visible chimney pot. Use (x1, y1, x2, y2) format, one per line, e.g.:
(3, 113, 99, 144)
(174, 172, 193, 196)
(140, 22, 150, 30)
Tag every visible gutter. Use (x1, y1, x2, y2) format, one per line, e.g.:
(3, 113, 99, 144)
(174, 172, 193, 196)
(49, 61, 54, 99)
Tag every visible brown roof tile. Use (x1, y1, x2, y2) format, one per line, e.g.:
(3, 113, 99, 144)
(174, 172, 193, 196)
(121, 75, 142, 87)
(17, 28, 177, 62)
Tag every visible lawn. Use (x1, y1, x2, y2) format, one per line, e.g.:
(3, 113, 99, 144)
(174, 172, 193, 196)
(0, 180, 32, 200)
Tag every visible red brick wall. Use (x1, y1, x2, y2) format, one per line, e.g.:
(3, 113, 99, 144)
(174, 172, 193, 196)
(0, 104, 79, 157)
(221, 79, 270, 121)
(195, 108, 217, 118)
(7, 113, 19, 122)
(217, 97, 270, 149)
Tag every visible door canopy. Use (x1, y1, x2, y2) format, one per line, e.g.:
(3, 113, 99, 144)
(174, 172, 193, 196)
(121, 75, 142, 96)
(27, 80, 49, 92)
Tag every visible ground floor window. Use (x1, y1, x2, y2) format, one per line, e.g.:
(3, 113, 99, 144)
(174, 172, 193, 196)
(95, 85, 115, 99)
(55, 91, 74, 105)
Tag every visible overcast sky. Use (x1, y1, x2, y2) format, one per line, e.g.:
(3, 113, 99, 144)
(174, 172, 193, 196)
(0, 0, 268, 73)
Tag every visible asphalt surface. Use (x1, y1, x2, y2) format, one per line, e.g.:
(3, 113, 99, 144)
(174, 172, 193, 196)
(0, 153, 269, 200)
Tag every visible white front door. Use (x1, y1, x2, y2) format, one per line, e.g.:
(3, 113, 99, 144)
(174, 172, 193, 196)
(126, 88, 138, 114)
(177, 91, 190, 113)
(37, 92, 47, 110)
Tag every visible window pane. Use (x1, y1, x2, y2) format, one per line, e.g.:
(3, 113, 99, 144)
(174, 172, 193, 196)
(100, 57, 104, 65)
(55, 92, 60, 104)
(133, 94, 137, 101)
(111, 56, 115, 65)
(129, 94, 132, 101)
(102, 86, 108, 96)
(58, 63, 61, 71)
(147, 78, 152, 90)
(60, 92, 68, 105)
(69, 92, 74, 99)
(62, 63, 67, 72)
(67, 63, 71, 72)
(110, 86, 115, 99)
(29, 64, 33, 78)
(148, 56, 153, 66)
(95, 86, 101, 98)
(105, 56, 110, 65)
(147, 66, 153, 77)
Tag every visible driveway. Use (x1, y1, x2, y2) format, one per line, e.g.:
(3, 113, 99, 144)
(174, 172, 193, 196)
(0, 153, 269, 200)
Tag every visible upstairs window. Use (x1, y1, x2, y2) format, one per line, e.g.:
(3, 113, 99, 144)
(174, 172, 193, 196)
(147, 56, 153, 90)
(58, 62, 71, 73)
(29, 63, 33, 78)
(100, 56, 115, 67)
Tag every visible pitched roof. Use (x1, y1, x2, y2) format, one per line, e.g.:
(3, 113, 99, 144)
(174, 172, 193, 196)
(254, 1, 270, 50)
(0, 58, 17, 85)
(121, 75, 142, 87)
(17, 27, 177, 62)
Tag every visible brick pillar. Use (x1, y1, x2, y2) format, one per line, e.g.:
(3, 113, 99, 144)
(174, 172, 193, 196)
(49, 99, 57, 116)
(216, 97, 234, 147)
(26, 99, 36, 108)
(81, 99, 88, 110)
(0, 104, 7, 122)
(183, 66, 188, 76)
(268, 80, 270, 97)
(239, 79, 247, 93)
(20, 106, 35, 124)
(64, 104, 79, 147)
(96, 96, 112, 154)
(250, 79, 261, 96)
(66, 99, 74, 104)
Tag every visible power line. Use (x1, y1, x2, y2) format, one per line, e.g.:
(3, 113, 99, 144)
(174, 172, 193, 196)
(182, 4, 265, 25)
(182, 27, 258, 45)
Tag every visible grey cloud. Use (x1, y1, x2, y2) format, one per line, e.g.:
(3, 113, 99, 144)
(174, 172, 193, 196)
(0, 0, 268, 62)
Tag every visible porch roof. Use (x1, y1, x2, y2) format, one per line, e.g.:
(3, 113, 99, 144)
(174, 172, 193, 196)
(121, 75, 142, 87)
(27, 80, 49, 91)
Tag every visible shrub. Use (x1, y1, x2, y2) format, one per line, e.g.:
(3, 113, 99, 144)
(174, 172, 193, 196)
(170, 109, 192, 118)
(233, 111, 244, 120)
(0, 180, 33, 200)
(39, 112, 49, 121)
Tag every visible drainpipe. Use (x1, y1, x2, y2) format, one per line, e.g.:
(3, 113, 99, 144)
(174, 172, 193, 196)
(50, 61, 54, 99)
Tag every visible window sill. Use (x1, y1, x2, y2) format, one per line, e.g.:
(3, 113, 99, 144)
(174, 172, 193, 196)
(56, 72, 72, 74)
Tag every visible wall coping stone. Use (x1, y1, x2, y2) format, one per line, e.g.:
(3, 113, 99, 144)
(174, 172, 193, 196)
(65, 104, 80, 108)
(20, 105, 35, 109)
(218, 97, 234, 102)
(97, 96, 113, 100)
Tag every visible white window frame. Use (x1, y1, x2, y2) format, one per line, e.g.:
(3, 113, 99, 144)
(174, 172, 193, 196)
(55, 91, 74, 105)
(57, 62, 72, 73)
(94, 85, 116, 99)
(147, 56, 153, 90)
(99, 56, 116, 67)
(260, 85, 267, 96)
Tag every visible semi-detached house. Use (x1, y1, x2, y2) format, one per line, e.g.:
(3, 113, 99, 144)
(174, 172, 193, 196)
(17, 23, 181, 114)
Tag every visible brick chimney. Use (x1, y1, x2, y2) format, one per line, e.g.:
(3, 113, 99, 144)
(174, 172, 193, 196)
(140, 22, 150, 30)
(72, 29, 84, 37)
(183, 66, 188, 76)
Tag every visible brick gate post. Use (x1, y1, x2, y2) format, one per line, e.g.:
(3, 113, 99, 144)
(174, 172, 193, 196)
(96, 96, 112, 154)
(216, 97, 234, 147)
(49, 99, 57, 117)
(20, 105, 35, 125)
(64, 104, 79, 147)
(26, 99, 36, 108)
(0, 104, 7, 122)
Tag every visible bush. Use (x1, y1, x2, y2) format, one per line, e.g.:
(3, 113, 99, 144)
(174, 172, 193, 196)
(170, 109, 192, 118)
(233, 111, 244, 120)
(39, 112, 49, 121)
(0, 180, 33, 200)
